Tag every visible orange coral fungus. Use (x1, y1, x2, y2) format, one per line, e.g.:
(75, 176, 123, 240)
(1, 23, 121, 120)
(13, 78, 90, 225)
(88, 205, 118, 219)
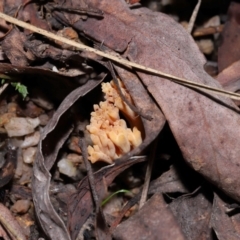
(86, 79, 142, 164)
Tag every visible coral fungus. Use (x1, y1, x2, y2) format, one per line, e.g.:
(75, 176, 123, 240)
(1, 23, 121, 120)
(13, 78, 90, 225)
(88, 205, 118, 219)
(86, 79, 142, 164)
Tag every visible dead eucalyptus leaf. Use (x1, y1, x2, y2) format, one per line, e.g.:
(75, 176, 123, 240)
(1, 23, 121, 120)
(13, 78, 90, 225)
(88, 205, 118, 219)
(32, 74, 105, 240)
(170, 191, 212, 240)
(2, 28, 35, 66)
(218, 2, 240, 72)
(210, 193, 240, 240)
(217, 60, 240, 93)
(67, 0, 240, 202)
(112, 193, 185, 240)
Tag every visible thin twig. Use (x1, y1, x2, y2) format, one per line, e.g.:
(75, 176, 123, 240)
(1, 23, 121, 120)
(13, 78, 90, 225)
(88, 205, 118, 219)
(139, 139, 158, 209)
(193, 24, 223, 37)
(188, 0, 202, 34)
(47, 5, 104, 17)
(0, 203, 26, 240)
(0, 83, 8, 96)
(108, 61, 152, 120)
(1, 12, 240, 100)
(78, 129, 110, 239)
(78, 130, 100, 212)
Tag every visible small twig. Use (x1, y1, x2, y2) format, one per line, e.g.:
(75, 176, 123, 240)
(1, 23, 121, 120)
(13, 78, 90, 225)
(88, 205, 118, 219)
(1, 12, 240, 100)
(139, 139, 158, 209)
(78, 129, 110, 239)
(108, 61, 152, 120)
(0, 83, 8, 96)
(0, 203, 26, 240)
(48, 5, 104, 17)
(188, 0, 202, 34)
(165, 186, 202, 201)
(193, 24, 223, 37)
(78, 130, 100, 212)
(0, 223, 11, 240)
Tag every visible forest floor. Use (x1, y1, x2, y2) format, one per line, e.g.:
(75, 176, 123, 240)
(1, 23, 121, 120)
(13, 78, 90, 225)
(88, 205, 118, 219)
(0, 0, 239, 239)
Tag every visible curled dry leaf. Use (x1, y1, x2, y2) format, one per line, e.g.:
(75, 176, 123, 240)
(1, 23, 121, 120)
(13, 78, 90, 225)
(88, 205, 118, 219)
(2, 28, 36, 66)
(0, 63, 86, 102)
(32, 74, 105, 240)
(63, 0, 240, 202)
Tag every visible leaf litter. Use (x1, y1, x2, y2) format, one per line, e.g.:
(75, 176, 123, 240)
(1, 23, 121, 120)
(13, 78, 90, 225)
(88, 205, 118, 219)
(0, 0, 239, 239)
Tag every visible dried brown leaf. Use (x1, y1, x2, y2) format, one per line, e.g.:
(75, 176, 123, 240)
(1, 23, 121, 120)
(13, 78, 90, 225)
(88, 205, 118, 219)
(112, 193, 185, 240)
(70, 0, 240, 202)
(218, 2, 240, 72)
(170, 191, 212, 240)
(210, 193, 240, 240)
(217, 60, 240, 93)
(2, 28, 35, 66)
(32, 75, 105, 240)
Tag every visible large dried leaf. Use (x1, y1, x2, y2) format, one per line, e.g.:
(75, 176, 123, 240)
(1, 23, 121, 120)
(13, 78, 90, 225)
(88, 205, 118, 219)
(113, 193, 185, 240)
(64, 0, 240, 202)
(217, 60, 240, 93)
(32, 75, 105, 240)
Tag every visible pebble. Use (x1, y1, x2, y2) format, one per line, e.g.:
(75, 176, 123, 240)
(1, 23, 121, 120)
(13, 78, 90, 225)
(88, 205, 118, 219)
(21, 131, 40, 148)
(57, 158, 77, 177)
(22, 147, 37, 164)
(39, 114, 49, 126)
(4, 117, 40, 137)
(11, 199, 31, 214)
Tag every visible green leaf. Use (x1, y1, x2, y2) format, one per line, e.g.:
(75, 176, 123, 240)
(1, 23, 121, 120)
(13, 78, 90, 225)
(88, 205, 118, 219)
(10, 82, 28, 99)
(101, 189, 131, 206)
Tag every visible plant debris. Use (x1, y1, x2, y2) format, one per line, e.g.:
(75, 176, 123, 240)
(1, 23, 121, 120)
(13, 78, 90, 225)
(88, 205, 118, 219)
(0, 0, 239, 240)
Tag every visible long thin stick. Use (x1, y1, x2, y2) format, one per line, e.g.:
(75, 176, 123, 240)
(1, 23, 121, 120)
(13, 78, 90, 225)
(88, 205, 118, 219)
(139, 139, 158, 209)
(0, 12, 240, 100)
(188, 0, 202, 33)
